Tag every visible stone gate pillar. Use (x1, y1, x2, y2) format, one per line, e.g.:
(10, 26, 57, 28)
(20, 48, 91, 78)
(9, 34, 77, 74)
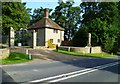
(9, 27, 15, 47)
(88, 33, 91, 47)
(32, 30, 37, 49)
(87, 33, 92, 53)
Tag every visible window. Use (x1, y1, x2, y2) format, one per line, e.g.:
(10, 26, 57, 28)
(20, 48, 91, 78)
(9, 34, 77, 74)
(53, 29, 55, 33)
(50, 39, 53, 43)
(58, 39, 60, 43)
(56, 30, 58, 33)
(53, 29, 58, 33)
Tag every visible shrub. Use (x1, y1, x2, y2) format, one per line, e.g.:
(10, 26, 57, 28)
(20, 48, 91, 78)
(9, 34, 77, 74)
(72, 28, 88, 47)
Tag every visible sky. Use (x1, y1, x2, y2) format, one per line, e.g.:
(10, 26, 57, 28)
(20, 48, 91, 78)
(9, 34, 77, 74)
(22, 0, 81, 14)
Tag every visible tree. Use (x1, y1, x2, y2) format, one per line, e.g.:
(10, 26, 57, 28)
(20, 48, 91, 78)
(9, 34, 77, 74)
(51, 0, 81, 41)
(0, 16, 2, 35)
(116, 1, 120, 51)
(94, 2, 119, 53)
(2, 2, 30, 35)
(98, 2, 118, 24)
(73, 2, 120, 53)
(30, 7, 52, 25)
(80, 2, 99, 26)
(72, 26, 88, 47)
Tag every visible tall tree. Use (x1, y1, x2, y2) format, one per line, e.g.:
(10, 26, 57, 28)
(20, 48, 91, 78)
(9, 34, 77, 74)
(117, 1, 120, 51)
(73, 2, 119, 53)
(51, 0, 81, 41)
(80, 2, 99, 26)
(2, 2, 30, 35)
(30, 7, 52, 25)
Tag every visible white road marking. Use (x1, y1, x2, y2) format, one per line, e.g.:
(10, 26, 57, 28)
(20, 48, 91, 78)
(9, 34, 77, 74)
(29, 61, 119, 83)
(49, 62, 119, 82)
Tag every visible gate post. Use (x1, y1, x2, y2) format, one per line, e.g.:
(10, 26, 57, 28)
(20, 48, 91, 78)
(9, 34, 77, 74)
(9, 27, 15, 48)
(88, 33, 91, 53)
(32, 30, 37, 49)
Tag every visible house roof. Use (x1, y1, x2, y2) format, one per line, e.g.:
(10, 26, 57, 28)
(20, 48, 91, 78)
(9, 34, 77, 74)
(28, 17, 64, 31)
(28, 8, 64, 31)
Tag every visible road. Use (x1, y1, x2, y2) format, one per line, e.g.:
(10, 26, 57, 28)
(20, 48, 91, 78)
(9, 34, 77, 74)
(60, 64, 119, 82)
(1, 57, 120, 83)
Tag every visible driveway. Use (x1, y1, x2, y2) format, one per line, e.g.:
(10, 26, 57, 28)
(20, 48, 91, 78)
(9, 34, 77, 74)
(10, 48, 89, 62)
(2, 48, 119, 83)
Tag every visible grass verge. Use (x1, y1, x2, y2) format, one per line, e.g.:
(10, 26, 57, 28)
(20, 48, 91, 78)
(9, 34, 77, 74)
(54, 50, 119, 58)
(1, 52, 31, 64)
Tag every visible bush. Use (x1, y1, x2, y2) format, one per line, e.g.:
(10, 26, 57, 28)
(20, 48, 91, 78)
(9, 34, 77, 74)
(72, 28, 88, 47)
(103, 36, 119, 53)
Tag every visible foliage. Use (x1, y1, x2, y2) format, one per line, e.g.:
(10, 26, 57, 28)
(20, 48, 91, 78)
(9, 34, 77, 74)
(0, 16, 2, 35)
(118, 1, 120, 51)
(51, 0, 81, 41)
(80, 2, 99, 25)
(15, 30, 32, 46)
(2, 2, 30, 35)
(72, 27, 88, 47)
(103, 36, 116, 53)
(30, 7, 52, 25)
(73, 2, 120, 53)
(2, 52, 30, 64)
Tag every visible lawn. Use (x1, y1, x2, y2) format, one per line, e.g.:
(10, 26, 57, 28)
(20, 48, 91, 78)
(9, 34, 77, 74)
(54, 49, 119, 58)
(1, 52, 32, 64)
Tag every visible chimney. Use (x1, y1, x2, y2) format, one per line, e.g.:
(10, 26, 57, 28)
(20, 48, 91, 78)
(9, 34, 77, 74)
(44, 8, 49, 18)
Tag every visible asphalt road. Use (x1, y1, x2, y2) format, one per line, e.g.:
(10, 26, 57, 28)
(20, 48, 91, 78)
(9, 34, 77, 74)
(60, 64, 119, 82)
(1, 57, 120, 83)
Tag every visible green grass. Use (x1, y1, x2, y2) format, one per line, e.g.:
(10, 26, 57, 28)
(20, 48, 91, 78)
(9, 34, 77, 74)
(1, 52, 31, 64)
(54, 50, 119, 58)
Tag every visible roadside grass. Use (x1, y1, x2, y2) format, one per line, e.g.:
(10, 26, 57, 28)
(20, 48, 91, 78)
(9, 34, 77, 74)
(54, 49, 119, 58)
(1, 52, 31, 64)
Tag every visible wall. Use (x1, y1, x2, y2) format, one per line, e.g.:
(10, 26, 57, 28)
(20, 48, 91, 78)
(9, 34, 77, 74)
(0, 35, 8, 44)
(91, 46, 102, 53)
(61, 31, 64, 41)
(59, 46, 102, 53)
(70, 47, 90, 53)
(28, 28, 64, 48)
(0, 48, 10, 59)
(27, 30, 33, 47)
(37, 29, 45, 46)
(45, 28, 64, 47)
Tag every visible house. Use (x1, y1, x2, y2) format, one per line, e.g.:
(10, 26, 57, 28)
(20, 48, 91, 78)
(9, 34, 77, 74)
(28, 8, 64, 48)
